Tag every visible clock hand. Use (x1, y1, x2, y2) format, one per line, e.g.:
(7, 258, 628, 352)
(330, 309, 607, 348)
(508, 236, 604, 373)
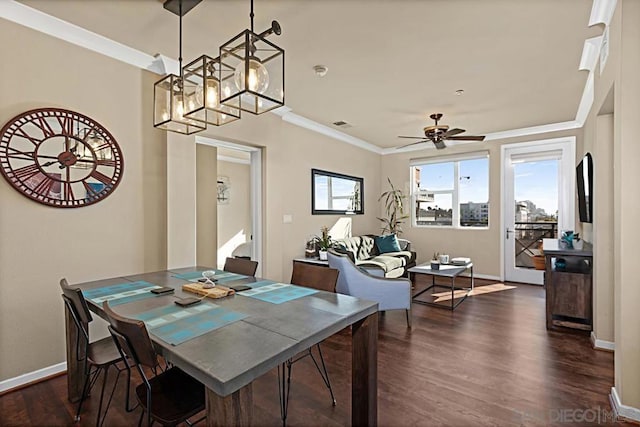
(40, 160, 59, 167)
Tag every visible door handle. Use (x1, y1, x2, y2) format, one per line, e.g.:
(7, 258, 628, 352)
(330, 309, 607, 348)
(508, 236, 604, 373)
(506, 228, 514, 239)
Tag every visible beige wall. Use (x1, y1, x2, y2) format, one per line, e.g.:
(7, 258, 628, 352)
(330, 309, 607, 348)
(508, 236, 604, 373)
(0, 18, 381, 382)
(614, 0, 640, 408)
(196, 144, 218, 266)
(581, 0, 640, 410)
(168, 113, 382, 284)
(217, 160, 251, 268)
(381, 129, 581, 277)
(582, 113, 614, 343)
(0, 20, 167, 379)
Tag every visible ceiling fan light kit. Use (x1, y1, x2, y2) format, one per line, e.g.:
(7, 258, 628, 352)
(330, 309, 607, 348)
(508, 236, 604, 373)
(397, 113, 486, 150)
(153, 0, 285, 134)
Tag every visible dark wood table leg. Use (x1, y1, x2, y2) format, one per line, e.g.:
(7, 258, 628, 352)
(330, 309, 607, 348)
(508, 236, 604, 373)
(352, 312, 378, 426)
(206, 384, 252, 426)
(64, 304, 86, 403)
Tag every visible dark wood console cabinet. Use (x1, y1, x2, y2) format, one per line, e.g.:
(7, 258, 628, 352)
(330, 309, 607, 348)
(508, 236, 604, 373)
(542, 238, 593, 331)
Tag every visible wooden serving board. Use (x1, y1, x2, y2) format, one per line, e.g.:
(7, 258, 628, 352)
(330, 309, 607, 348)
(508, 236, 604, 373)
(182, 283, 235, 299)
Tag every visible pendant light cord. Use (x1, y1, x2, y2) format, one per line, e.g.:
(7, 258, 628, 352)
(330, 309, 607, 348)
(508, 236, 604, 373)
(250, 0, 254, 34)
(179, 0, 183, 78)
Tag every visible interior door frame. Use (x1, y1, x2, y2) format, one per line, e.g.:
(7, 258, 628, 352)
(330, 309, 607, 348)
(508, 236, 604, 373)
(195, 135, 263, 277)
(500, 136, 576, 284)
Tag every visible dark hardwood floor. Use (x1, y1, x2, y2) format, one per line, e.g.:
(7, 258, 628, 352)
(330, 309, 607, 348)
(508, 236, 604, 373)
(1, 278, 626, 426)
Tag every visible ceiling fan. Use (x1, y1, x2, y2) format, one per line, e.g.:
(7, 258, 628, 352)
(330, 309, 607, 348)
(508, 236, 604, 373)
(397, 113, 486, 150)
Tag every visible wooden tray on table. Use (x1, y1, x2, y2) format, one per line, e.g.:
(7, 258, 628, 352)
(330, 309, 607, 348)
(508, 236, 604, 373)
(182, 283, 235, 299)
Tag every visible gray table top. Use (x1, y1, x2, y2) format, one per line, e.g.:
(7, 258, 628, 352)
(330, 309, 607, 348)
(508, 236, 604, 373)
(73, 266, 378, 396)
(408, 261, 472, 278)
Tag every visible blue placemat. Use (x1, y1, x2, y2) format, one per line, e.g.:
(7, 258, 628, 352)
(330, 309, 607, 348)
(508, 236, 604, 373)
(172, 270, 248, 284)
(238, 283, 318, 304)
(134, 303, 247, 346)
(82, 281, 163, 307)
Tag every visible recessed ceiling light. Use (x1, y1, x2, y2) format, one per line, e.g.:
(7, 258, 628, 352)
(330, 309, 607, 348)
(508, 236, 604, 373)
(455, 89, 465, 96)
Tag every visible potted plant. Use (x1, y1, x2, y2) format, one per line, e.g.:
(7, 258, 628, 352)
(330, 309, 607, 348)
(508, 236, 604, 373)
(315, 226, 332, 260)
(378, 177, 409, 236)
(430, 252, 440, 270)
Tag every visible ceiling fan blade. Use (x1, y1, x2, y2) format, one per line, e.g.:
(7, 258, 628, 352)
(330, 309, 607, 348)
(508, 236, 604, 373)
(397, 140, 428, 149)
(398, 136, 427, 139)
(446, 135, 486, 141)
(434, 140, 447, 150)
(440, 128, 465, 138)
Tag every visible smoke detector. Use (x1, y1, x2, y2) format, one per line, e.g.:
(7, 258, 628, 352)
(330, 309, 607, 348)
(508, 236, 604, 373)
(313, 65, 328, 77)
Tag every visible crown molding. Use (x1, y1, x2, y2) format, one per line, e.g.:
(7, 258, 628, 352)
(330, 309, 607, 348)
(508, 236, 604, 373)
(273, 109, 383, 154)
(579, 36, 603, 72)
(589, 0, 617, 27)
(1, 0, 598, 156)
(0, 0, 160, 73)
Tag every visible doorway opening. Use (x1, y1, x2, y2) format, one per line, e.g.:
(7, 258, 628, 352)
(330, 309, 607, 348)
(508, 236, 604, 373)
(195, 136, 263, 276)
(501, 137, 575, 284)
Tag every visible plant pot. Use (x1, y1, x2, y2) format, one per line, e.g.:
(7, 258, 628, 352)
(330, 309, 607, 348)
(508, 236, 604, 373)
(573, 239, 584, 250)
(430, 261, 440, 270)
(318, 250, 328, 261)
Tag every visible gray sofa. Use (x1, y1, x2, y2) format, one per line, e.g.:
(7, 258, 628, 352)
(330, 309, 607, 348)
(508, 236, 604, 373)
(333, 235, 416, 278)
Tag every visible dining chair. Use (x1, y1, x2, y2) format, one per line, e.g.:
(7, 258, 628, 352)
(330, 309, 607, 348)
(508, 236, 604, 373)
(59, 278, 125, 426)
(223, 257, 258, 276)
(278, 261, 339, 425)
(102, 301, 206, 426)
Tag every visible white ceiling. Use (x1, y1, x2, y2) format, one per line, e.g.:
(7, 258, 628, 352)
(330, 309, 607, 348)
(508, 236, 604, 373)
(17, 0, 602, 149)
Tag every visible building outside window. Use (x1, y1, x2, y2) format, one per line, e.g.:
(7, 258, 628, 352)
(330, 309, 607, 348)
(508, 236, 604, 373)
(410, 152, 489, 228)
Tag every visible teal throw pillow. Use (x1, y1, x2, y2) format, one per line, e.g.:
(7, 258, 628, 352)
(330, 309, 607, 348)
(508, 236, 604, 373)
(375, 234, 401, 253)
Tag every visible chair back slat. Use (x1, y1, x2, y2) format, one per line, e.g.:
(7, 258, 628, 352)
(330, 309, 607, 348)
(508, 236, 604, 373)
(291, 262, 339, 293)
(103, 302, 158, 369)
(60, 278, 93, 324)
(223, 257, 258, 276)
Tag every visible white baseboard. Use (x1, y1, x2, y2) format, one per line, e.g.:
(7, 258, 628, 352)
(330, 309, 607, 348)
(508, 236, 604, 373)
(0, 362, 67, 394)
(591, 331, 615, 351)
(610, 387, 640, 422)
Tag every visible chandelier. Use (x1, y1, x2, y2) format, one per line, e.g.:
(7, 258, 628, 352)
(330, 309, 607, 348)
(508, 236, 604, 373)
(153, 0, 285, 135)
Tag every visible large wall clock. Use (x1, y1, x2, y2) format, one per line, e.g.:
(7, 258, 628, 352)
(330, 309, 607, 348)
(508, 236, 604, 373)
(0, 108, 123, 208)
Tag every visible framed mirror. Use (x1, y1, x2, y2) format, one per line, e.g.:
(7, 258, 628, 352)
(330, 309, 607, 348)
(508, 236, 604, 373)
(312, 169, 364, 215)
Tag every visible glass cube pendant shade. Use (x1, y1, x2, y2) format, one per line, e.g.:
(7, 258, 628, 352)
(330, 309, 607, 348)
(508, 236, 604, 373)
(220, 29, 284, 115)
(182, 55, 241, 126)
(153, 73, 206, 135)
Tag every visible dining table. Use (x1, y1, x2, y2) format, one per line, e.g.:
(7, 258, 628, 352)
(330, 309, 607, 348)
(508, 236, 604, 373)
(64, 266, 379, 426)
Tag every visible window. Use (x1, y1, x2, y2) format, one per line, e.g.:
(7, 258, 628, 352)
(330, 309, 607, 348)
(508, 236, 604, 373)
(411, 152, 489, 228)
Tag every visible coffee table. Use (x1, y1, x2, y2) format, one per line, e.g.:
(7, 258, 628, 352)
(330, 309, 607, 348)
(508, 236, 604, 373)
(408, 261, 474, 310)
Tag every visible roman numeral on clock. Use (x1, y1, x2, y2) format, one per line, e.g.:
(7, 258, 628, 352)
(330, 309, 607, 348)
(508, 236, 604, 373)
(12, 164, 41, 181)
(89, 170, 113, 185)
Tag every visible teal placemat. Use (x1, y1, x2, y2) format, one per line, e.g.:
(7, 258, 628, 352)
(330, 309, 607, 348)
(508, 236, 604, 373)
(82, 281, 163, 307)
(134, 303, 247, 346)
(246, 280, 276, 288)
(173, 270, 248, 284)
(238, 283, 318, 304)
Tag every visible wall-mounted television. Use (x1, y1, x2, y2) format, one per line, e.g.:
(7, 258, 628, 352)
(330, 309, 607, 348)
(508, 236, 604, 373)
(576, 152, 593, 223)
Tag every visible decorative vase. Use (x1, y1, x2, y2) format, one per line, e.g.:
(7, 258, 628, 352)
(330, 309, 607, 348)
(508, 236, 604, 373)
(319, 250, 328, 261)
(573, 239, 584, 250)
